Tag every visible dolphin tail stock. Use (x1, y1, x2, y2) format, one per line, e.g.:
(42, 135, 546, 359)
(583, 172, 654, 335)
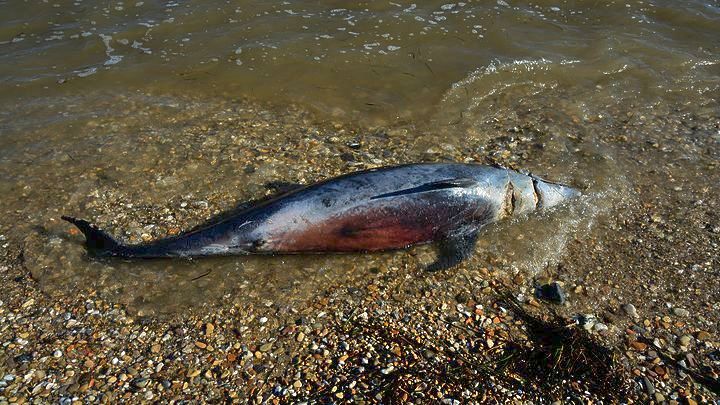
(61, 216, 124, 256)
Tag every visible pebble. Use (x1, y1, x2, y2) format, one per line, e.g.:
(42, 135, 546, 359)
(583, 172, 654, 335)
(380, 366, 395, 374)
(696, 331, 710, 341)
(53, 350, 63, 358)
(536, 282, 566, 304)
(678, 335, 691, 346)
(576, 314, 597, 331)
(14, 353, 32, 363)
(685, 353, 696, 368)
(623, 303, 639, 318)
(642, 376, 655, 395)
(630, 341, 647, 351)
(259, 343, 273, 352)
(672, 308, 689, 317)
(593, 323, 608, 333)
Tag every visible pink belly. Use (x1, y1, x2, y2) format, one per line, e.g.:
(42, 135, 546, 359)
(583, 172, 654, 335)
(267, 210, 437, 252)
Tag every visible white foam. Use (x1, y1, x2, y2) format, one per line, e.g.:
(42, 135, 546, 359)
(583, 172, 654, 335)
(99, 34, 124, 66)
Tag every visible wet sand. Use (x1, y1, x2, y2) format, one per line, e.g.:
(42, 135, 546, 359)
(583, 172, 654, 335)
(0, 93, 718, 403)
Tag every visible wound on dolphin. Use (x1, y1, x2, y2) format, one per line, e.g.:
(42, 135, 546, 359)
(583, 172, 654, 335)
(62, 163, 581, 271)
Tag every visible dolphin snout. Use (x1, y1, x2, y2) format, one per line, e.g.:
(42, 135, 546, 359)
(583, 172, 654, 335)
(533, 179, 581, 209)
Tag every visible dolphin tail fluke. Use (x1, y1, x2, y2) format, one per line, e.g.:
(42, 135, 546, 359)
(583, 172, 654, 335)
(61, 216, 123, 255)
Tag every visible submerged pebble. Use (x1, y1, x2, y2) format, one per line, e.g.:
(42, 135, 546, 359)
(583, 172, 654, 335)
(536, 282, 566, 304)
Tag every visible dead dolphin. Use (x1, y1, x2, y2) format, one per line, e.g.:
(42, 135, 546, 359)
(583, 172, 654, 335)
(62, 163, 580, 271)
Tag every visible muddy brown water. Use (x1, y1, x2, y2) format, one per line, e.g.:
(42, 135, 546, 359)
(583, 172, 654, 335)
(1, 0, 718, 315)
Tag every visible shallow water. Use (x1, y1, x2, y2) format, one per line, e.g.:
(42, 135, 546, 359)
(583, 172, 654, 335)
(2, 0, 718, 125)
(2, 0, 718, 314)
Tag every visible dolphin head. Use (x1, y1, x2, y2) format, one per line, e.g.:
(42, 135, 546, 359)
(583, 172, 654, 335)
(531, 176, 581, 209)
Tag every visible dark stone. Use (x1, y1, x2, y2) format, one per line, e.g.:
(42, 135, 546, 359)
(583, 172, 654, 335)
(536, 282, 566, 304)
(132, 377, 149, 388)
(630, 325, 648, 336)
(642, 376, 655, 395)
(14, 353, 33, 364)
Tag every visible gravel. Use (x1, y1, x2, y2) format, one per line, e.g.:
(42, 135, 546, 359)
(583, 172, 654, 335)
(0, 95, 718, 403)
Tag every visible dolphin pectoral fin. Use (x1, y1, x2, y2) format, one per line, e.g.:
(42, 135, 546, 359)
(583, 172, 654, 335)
(425, 231, 479, 272)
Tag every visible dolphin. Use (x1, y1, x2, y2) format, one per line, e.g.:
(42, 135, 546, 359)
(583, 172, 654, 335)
(62, 163, 580, 271)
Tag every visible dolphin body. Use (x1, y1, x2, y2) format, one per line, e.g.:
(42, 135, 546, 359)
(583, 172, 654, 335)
(63, 163, 580, 271)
